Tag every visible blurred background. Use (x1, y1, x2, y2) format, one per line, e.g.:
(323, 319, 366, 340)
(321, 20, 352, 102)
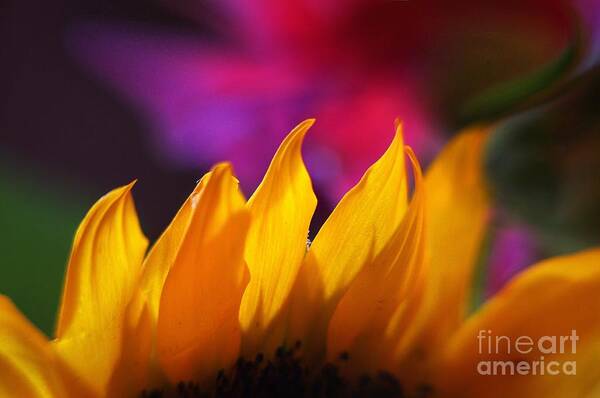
(1, 0, 599, 336)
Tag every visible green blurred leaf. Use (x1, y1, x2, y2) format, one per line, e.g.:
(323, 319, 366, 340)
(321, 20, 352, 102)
(484, 67, 600, 256)
(460, 40, 578, 125)
(0, 164, 90, 336)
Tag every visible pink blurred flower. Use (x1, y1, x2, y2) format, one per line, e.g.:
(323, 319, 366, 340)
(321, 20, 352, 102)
(69, 0, 574, 199)
(486, 223, 540, 297)
(575, 0, 600, 70)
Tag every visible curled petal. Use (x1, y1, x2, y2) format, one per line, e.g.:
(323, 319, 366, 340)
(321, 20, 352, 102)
(326, 147, 425, 375)
(288, 122, 408, 361)
(54, 183, 148, 395)
(239, 119, 317, 356)
(441, 249, 600, 397)
(157, 163, 250, 383)
(416, 128, 491, 348)
(108, 174, 211, 395)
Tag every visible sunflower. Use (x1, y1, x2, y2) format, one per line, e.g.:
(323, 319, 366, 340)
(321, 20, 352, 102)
(1, 120, 599, 398)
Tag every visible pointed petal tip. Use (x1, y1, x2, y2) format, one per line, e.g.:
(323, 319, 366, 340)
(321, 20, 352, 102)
(105, 180, 137, 201)
(390, 123, 404, 149)
(192, 163, 239, 196)
(404, 146, 423, 180)
(211, 162, 243, 186)
(291, 119, 316, 138)
(211, 161, 234, 175)
(393, 118, 403, 130)
(122, 179, 138, 191)
(404, 145, 416, 158)
(301, 118, 316, 127)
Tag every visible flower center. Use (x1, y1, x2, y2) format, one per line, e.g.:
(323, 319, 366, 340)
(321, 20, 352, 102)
(140, 343, 434, 398)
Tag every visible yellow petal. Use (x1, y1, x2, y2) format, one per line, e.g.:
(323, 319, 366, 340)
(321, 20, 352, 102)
(239, 120, 317, 356)
(157, 163, 250, 383)
(108, 175, 211, 396)
(417, 127, 491, 347)
(107, 294, 155, 397)
(0, 296, 67, 398)
(440, 249, 600, 398)
(288, 122, 408, 361)
(326, 147, 425, 375)
(140, 174, 210, 321)
(53, 183, 148, 395)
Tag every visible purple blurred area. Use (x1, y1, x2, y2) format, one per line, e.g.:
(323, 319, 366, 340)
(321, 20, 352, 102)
(67, 0, 576, 201)
(1, 0, 585, 233)
(486, 219, 540, 298)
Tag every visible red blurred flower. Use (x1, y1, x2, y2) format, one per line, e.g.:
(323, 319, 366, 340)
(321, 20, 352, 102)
(70, 0, 575, 199)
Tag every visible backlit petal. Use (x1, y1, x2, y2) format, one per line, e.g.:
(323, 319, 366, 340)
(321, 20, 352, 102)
(288, 122, 408, 361)
(326, 147, 425, 375)
(140, 174, 210, 321)
(239, 119, 317, 356)
(53, 183, 148, 395)
(0, 296, 67, 398)
(157, 163, 250, 383)
(440, 249, 600, 398)
(417, 128, 491, 347)
(108, 175, 210, 396)
(107, 293, 155, 397)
